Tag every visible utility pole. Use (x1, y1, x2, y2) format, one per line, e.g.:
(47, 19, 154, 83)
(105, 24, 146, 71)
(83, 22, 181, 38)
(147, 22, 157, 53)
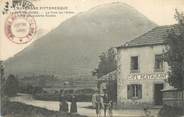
(0, 60, 5, 97)
(0, 61, 5, 85)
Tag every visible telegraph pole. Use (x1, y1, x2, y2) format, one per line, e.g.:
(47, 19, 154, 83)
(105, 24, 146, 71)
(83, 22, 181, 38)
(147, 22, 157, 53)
(0, 60, 5, 98)
(0, 61, 5, 85)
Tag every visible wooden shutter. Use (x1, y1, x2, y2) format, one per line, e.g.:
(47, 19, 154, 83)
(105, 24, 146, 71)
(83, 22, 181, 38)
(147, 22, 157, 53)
(131, 57, 133, 71)
(138, 85, 142, 99)
(127, 85, 133, 99)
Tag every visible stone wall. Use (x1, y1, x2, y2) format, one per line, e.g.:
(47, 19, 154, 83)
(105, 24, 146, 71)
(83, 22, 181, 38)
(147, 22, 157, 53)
(162, 90, 184, 108)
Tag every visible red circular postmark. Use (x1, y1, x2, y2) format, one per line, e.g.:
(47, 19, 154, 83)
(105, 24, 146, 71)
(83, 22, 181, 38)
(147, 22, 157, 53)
(5, 13, 36, 44)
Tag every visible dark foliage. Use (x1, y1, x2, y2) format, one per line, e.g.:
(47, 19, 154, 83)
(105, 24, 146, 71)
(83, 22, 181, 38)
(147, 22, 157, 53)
(158, 105, 183, 117)
(4, 74, 19, 97)
(165, 9, 184, 89)
(93, 48, 117, 78)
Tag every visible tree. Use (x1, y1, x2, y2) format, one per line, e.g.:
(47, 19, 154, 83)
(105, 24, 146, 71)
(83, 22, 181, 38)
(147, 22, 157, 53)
(165, 9, 184, 89)
(4, 74, 19, 97)
(93, 48, 117, 78)
(0, 61, 9, 115)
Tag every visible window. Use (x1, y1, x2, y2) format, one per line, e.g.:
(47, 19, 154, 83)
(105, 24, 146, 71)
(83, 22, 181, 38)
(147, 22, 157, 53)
(154, 54, 164, 72)
(131, 56, 139, 72)
(127, 84, 142, 99)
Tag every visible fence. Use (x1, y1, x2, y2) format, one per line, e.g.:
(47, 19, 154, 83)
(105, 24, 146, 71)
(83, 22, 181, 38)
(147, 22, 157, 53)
(162, 89, 184, 108)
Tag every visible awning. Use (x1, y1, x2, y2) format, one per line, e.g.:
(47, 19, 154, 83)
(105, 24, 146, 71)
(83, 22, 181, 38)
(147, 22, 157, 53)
(97, 70, 117, 81)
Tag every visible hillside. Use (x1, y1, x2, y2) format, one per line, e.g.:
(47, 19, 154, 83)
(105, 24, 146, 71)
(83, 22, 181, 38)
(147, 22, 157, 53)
(5, 2, 157, 80)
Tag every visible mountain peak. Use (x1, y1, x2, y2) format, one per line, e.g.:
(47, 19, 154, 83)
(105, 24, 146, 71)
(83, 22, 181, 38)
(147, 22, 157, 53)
(5, 3, 157, 80)
(90, 2, 135, 11)
(86, 2, 147, 18)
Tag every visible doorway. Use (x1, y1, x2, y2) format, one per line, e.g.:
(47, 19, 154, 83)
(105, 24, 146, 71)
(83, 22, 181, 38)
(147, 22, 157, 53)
(154, 84, 163, 105)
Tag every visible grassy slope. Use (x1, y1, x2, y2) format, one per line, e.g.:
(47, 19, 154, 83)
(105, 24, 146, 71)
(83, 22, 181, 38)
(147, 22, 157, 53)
(2, 102, 86, 117)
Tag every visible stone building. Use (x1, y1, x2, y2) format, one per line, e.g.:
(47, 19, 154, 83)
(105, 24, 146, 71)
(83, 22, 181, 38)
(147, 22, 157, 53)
(116, 26, 172, 107)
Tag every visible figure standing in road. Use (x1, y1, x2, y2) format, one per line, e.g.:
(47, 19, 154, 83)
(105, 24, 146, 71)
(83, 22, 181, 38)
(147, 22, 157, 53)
(70, 95, 78, 113)
(108, 100, 113, 117)
(103, 91, 109, 117)
(59, 96, 69, 112)
(94, 90, 103, 117)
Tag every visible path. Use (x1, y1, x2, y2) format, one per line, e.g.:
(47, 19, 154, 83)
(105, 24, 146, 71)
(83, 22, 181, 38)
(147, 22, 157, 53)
(10, 93, 160, 117)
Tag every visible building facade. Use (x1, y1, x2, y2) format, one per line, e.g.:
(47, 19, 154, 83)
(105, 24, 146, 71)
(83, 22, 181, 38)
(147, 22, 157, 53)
(116, 26, 172, 107)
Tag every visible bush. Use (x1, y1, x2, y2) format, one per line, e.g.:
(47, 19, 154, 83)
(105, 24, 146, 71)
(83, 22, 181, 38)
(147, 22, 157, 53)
(4, 74, 19, 97)
(0, 95, 9, 115)
(158, 105, 183, 117)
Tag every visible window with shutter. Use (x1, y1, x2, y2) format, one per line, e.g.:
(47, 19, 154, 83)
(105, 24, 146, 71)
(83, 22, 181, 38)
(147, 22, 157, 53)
(127, 84, 142, 99)
(154, 54, 164, 72)
(130, 56, 139, 73)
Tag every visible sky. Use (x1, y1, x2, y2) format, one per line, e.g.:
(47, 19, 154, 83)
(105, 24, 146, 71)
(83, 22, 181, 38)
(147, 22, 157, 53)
(0, 0, 184, 60)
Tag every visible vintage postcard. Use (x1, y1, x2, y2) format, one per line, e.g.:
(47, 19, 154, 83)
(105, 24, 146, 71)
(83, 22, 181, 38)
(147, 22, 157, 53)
(0, 0, 184, 117)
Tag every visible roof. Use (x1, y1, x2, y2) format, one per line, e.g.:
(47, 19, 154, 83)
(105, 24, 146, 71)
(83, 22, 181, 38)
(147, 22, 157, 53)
(97, 70, 117, 81)
(117, 25, 172, 48)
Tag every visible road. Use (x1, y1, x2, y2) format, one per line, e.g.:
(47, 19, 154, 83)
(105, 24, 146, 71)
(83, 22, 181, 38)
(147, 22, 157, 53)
(10, 93, 160, 117)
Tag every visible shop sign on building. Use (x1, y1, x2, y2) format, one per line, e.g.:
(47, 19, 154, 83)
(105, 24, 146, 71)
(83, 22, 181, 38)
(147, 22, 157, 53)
(128, 73, 168, 80)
